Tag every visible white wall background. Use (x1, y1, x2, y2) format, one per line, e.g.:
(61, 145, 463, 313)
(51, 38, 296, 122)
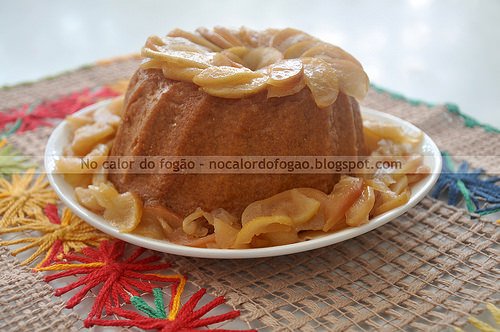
(1, 0, 499, 126)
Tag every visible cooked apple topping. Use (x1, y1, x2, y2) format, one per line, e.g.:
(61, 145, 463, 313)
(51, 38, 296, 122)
(56, 33, 429, 250)
(87, 182, 143, 232)
(140, 27, 369, 107)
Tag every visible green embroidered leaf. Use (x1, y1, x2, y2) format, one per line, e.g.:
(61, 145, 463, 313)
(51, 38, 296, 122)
(0, 139, 35, 177)
(130, 288, 167, 319)
(431, 152, 500, 215)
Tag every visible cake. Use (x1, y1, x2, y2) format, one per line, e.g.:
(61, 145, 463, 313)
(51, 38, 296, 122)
(58, 27, 430, 248)
(109, 27, 369, 218)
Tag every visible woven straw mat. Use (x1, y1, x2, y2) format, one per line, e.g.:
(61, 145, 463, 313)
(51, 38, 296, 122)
(0, 58, 498, 331)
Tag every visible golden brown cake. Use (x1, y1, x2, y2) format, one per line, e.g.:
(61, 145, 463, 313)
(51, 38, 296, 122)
(109, 27, 369, 218)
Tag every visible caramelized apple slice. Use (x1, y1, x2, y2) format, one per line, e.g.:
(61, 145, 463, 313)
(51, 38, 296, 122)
(241, 188, 321, 226)
(92, 165, 108, 185)
(324, 58, 369, 100)
(104, 192, 142, 232)
(63, 173, 92, 188)
(267, 59, 305, 97)
(283, 39, 319, 59)
(66, 114, 93, 131)
(162, 64, 203, 81)
(140, 58, 164, 70)
(407, 165, 431, 184)
(212, 53, 244, 67)
(194, 66, 263, 86)
(366, 177, 393, 194)
(233, 216, 294, 248)
(345, 186, 375, 226)
(243, 47, 283, 70)
(392, 156, 424, 180)
(323, 176, 364, 231)
(267, 76, 306, 98)
(238, 27, 259, 47)
(214, 221, 239, 248)
(267, 59, 306, 98)
(295, 188, 329, 231)
(213, 209, 240, 249)
(168, 230, 216, 248)
(299, 230, 330, 241)
(235, 188, 321, 247)
(302, 57, 339, 108)
(257, 29, 280, 47)
(135, 205, 182, 240)
(272, 28, 313, 52)
(71, 123, 114, 156)
(196, 27, 234, 49)
(87, 183, 124, 212)
(363, 125, 382, 152)
(75, 186, 103, 212)
(390, 175, 408, 195)
(260, 231, 300, 246)
(93, 107, 121, 128)
(271, 28, 302, 48)
(158, 36, 211, 53)
(142, 204, 183, 229)
(133, 216, 172, 240)
(144, 35, 166, 48)
(373, 187, 410, 216)
(107, 96, 124, 116)
(182, 208, 214, 237)
(267, 59, 303, 87)
(56, 143, 110, 174)
(168, 28, 222, 51)
(202, 75, 269, 98)
(88, 183, 143, 232)
(142, 47, 214, 69)
(213, 26, 244, 46)
(363, 120, 423, 145)
(302, 43, 361, 66)
(224, 46, 250, 58)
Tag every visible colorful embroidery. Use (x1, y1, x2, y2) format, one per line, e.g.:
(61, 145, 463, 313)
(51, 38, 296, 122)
(445, 103, 500, 134)
(0, 86, 120, 136)
(0, 138, 34, 176)
(0, 170, 57, 227)
(0, 204, 107, 267)
(370, 83, 500, 133)
(37, 240, 184, 326)
(0, 71, 246, 331)
(2, 77, 495, 330)
(431, 152, 500, 215)
(455, 303, 500, 332)
(89, 287, 254, 331)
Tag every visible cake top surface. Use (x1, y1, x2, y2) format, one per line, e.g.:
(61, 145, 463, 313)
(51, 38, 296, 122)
(141, 27, 369, 108)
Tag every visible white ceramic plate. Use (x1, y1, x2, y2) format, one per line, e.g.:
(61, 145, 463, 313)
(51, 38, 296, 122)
(45, 100, 442, 259)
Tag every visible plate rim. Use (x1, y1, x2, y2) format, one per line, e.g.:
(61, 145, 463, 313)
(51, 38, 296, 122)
(44, 100, 442, 259)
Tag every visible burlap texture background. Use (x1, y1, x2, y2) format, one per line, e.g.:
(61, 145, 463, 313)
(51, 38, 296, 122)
(0, 58, 498, 331)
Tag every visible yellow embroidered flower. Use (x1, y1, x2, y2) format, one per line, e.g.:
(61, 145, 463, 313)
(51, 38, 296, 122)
(0, 170, 58, 227)
(455, 303, 500, 332)
(0, 206, 108, 267)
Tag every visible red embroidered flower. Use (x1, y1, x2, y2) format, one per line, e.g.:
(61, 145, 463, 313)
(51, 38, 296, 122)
(38, 240, 182, 326)
(89, 287, 255, 332)
(0, 86, 119, 134)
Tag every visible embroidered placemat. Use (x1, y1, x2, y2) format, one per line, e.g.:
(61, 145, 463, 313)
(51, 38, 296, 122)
(0, 58, 498, 331)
